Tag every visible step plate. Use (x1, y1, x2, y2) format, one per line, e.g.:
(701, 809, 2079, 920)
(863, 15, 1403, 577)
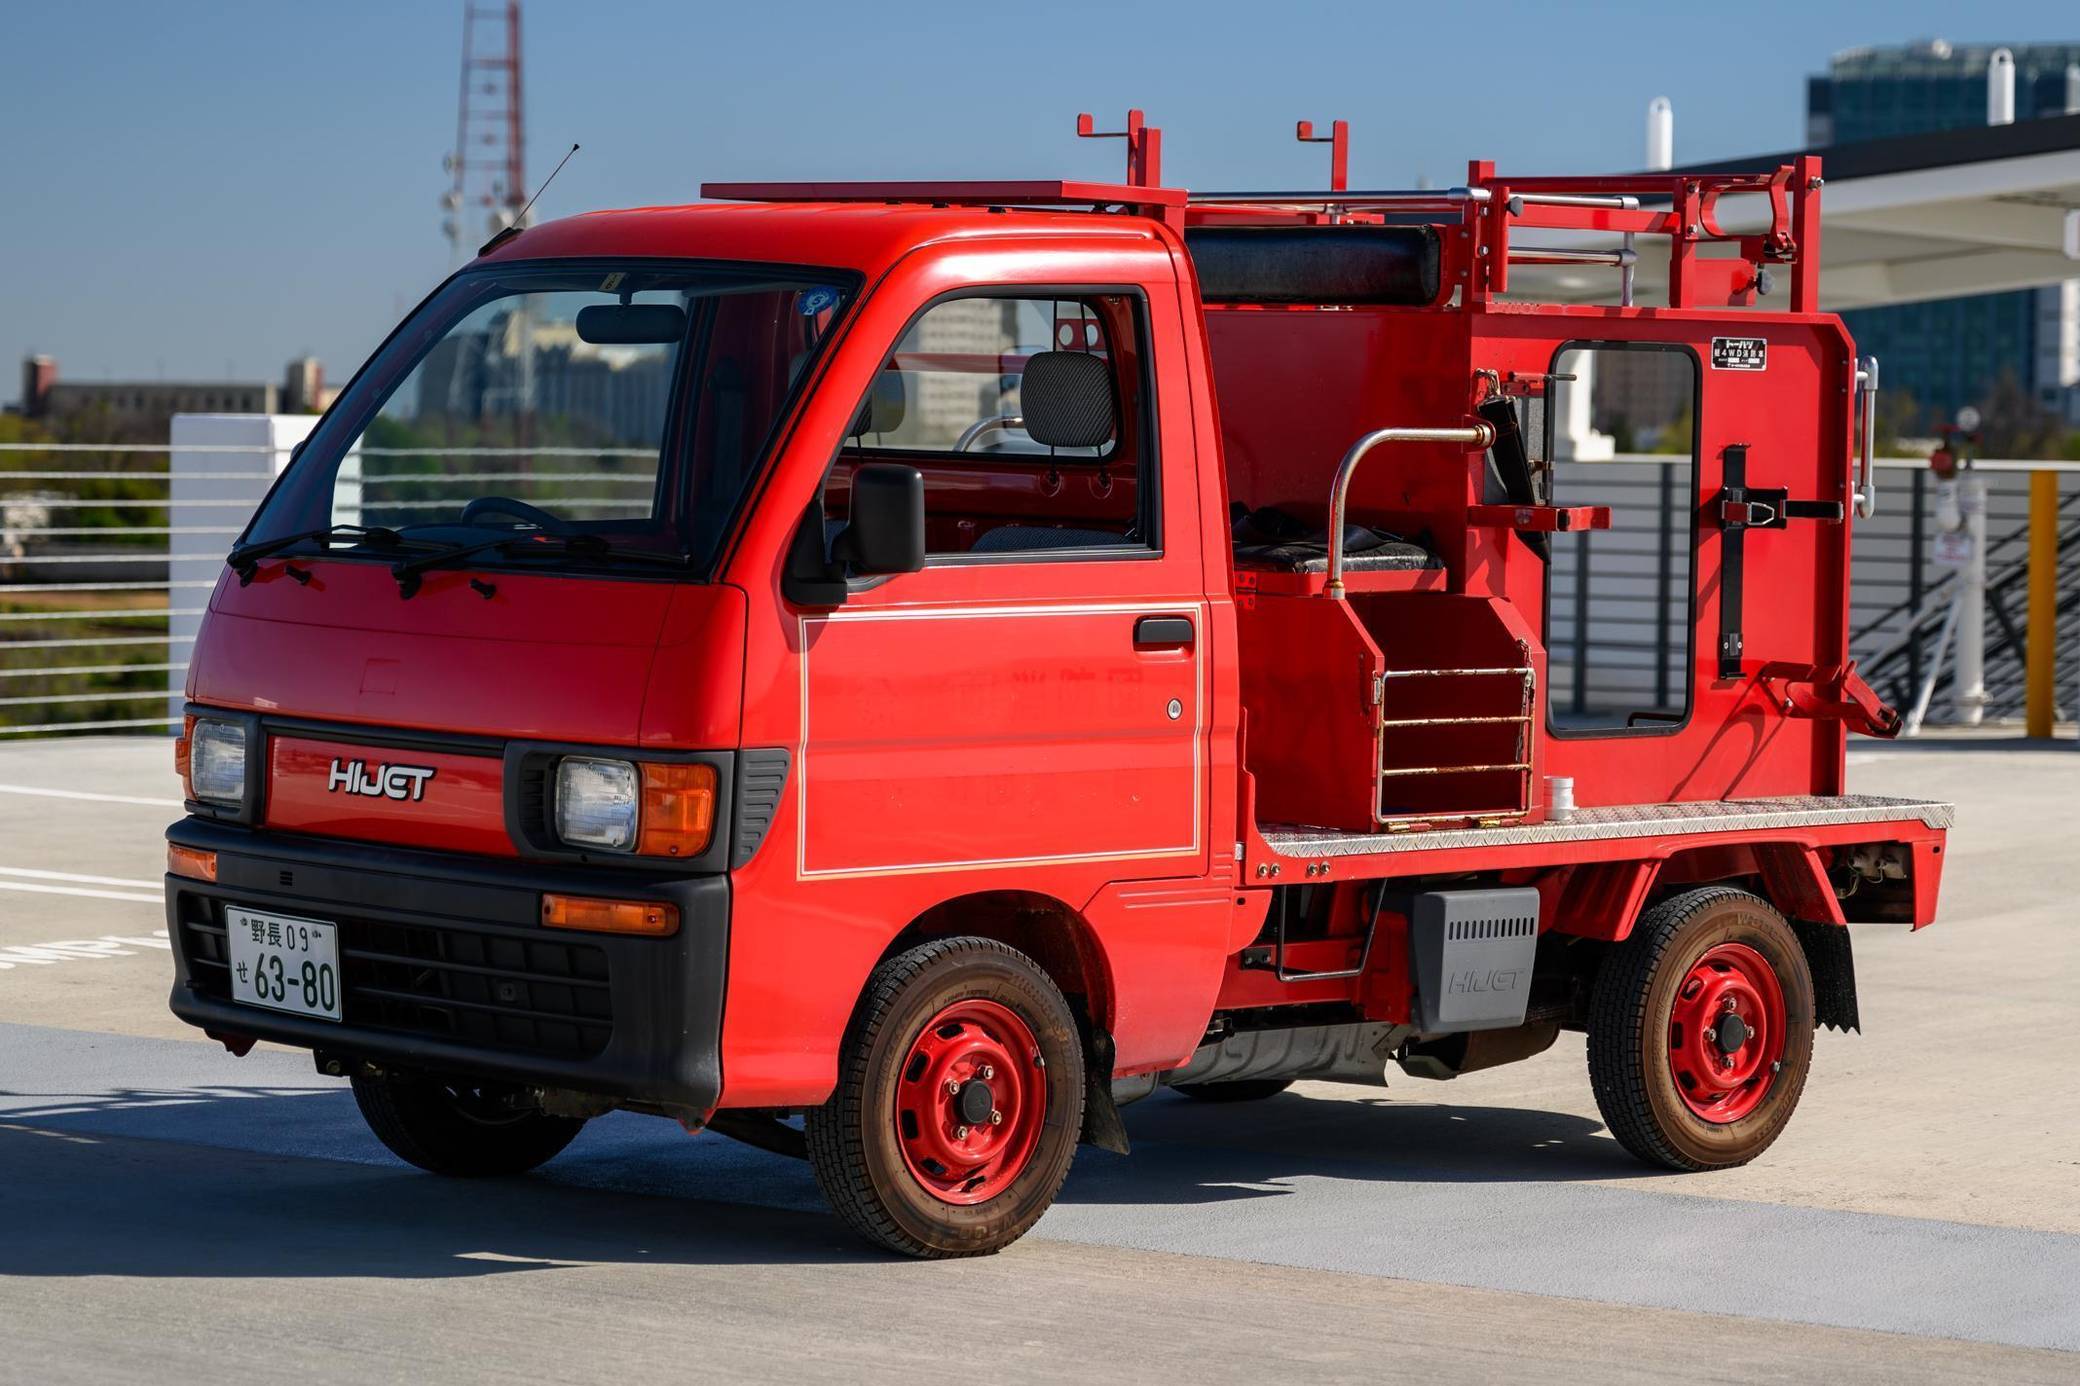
(1263, 794, 1953, 859)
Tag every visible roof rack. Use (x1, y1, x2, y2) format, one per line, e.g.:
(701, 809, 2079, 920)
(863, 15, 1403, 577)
(701, 113, 1824, 314)
(699, 180, 1188, 209)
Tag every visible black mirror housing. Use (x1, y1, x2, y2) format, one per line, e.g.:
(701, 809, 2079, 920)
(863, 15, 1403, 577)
(574, 303, 688, 345)
(836, 463, 926, 575)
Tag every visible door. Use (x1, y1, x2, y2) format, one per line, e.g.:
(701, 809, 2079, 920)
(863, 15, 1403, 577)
(796, 289, 1208, 879)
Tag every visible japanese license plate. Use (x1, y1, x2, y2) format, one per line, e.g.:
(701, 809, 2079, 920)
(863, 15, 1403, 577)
(226, 907, 342, 1022)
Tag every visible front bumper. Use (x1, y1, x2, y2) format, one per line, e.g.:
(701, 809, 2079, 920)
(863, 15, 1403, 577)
(165, 817, 728, 1117)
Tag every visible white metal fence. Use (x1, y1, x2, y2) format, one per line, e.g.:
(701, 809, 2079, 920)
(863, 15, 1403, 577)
(2, 433, 2073, 737)
(1548, 456, 2079, 725)
(0, 419, 653, 736)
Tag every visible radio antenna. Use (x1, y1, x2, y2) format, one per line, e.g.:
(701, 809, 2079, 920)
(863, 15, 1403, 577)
(478, 143, 579, 256)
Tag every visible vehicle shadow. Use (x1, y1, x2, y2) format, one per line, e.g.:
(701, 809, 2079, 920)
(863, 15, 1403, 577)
(0, 1075, 1656, 1277)
(1060, 1087, 1653, 1208)
(0, 1106, 874, 1279)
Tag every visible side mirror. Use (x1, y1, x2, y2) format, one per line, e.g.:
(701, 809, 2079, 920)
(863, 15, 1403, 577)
(835, 463, 925, 575)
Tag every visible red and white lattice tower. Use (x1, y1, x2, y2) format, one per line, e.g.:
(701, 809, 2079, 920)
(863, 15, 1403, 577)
(440, 1, 527, 262)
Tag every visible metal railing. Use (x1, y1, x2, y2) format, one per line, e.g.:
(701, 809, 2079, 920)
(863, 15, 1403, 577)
(1548, 454, 2079, 727)
(4, 439, 2073, 738)
(0, 440, 655, 737)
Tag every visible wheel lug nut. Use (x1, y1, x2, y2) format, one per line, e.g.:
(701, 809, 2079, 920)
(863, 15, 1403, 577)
(990, 1110, 1003, 1126)
(946, 1079, 961, 1094)
(956, 1125, 969, 1139)
(981, 1065, 994, 1080)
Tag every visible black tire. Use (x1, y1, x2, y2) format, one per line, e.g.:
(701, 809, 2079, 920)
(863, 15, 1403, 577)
(1170, 1078, 1294, 1103)
(350, 1069, 584, 1176)
(1587, 886, 1815, 1172)
(805, 937, 1085, 1258)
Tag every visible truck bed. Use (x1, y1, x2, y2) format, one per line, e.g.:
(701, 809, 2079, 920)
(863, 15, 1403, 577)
(1250, 793, 1953, 881)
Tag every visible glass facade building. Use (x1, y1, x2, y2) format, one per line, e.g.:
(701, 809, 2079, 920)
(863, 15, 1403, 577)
(1806, 41, 2080, 430)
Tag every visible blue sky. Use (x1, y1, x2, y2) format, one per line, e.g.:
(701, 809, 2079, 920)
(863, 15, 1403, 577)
(2, 0, 2071, 402)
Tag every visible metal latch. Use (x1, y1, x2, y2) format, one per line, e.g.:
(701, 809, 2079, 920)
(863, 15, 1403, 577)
(1717, 487, 1844, 531)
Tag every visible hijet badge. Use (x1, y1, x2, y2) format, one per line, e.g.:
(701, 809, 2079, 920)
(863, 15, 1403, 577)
(1711, 337, 1767, 370)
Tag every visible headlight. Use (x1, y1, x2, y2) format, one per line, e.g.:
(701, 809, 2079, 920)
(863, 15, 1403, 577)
(186, 719, 248, 804)
(555, 757, 639, 851)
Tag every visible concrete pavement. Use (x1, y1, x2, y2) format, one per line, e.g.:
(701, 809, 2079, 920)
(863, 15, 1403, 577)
(2, 734, 2077, 1382)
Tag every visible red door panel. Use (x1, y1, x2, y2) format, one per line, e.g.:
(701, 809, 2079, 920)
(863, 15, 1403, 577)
(798, 602, 1203, 877)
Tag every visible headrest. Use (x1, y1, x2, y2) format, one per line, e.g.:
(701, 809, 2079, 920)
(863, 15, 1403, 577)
(1019, 351, 1115, 450)
(852, 369, 907, 437)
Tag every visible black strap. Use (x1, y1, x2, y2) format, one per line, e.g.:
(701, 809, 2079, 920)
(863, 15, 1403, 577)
(1716, 445, 1846, 678)
(1478, 396, 1548, 560)
(1718, 444, 1750, 678)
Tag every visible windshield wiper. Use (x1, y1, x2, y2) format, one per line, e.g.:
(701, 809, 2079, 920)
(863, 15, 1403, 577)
(388, 531, 688, 598)
(227, 524, 414, 584)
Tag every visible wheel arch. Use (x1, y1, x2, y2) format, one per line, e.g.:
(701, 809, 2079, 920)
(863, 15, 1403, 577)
(879, 889, 1116, 1039)
(1547, 845, 1858, 1032)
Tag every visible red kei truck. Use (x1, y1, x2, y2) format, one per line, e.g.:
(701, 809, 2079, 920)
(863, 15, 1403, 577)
(167, 115, 1949, 1257)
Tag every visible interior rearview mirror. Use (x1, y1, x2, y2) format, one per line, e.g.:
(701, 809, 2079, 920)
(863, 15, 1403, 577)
(837, 463, 926, 575)
(575, 303, 688, 345)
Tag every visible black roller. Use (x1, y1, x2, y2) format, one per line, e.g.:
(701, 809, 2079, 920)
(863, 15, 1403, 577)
(1184, 225, 1440, 306)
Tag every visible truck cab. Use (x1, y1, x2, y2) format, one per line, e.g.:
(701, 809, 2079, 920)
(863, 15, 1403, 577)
(167, 130, 1949, 1257)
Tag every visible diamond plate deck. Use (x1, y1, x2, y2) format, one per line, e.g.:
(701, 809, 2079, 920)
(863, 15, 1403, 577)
(1261, 794, 1953, 859)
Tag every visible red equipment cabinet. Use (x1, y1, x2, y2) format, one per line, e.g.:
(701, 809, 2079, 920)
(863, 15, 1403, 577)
(165, 116, 1948, 1258)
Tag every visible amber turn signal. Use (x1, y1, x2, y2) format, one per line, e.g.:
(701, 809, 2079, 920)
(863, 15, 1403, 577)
(540, 892, 679, 937)
(167, 843, 218, 882)
(174, 714, 195, 800)
(637, 762, 717, 858)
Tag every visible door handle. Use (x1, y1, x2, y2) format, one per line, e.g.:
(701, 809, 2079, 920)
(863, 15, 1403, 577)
(1133, 616, 1195, 649)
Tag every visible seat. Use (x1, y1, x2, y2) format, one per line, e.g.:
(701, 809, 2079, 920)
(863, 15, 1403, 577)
(1230, 506, 1441, 573)
(1235, 539, 1440, 573)
(966, 352, 1127, 555)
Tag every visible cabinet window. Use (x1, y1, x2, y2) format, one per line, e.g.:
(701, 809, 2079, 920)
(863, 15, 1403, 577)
(832, 293, 1155, 558)
(1544, 343, 1699, 734)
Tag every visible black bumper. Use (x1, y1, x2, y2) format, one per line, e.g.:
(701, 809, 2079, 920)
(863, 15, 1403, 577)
(165, 818, 728, 1117)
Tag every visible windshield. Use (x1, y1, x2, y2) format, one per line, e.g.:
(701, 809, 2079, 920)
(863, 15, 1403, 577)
(244, 261, 854, 573)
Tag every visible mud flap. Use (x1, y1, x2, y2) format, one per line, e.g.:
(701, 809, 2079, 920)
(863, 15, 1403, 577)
(1080, 1028, 1131, 1154)
(1791, 917, 1861, 1033)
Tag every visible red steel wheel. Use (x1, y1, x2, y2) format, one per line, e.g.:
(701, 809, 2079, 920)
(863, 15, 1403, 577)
(892, 998, 1047, 1205)
(1666, 942, 1787, 1123)
(1588, 887, 1816, 1172)
(806, 936, 1085, 1257)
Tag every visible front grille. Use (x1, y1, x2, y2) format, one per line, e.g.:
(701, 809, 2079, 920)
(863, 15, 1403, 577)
(178, 903, 613, 1060)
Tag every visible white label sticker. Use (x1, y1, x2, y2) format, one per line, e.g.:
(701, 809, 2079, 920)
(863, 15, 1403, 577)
(1711, 337, 1767, 370)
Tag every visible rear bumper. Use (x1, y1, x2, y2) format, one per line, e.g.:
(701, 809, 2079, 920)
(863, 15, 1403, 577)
(165, 817, 728, 1117)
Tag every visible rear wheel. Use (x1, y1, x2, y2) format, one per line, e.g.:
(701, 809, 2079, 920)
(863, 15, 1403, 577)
(350, 1069, 584, 1176)
(805, 937, 1085, 1258)
(1587, 887, 1815, 1171)
(1171, 1078, 1294, 1103)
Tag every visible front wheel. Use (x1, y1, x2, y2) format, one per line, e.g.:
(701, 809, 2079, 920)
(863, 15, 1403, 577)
(350, 1069, 585, 1176)
(805, 937, 1086, 1258)
(1587, 887, 1815, 1172)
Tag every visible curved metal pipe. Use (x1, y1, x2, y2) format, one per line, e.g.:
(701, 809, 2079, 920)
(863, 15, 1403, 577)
(952, 414, 1024, 453)
(1326, 423, 1496, 597)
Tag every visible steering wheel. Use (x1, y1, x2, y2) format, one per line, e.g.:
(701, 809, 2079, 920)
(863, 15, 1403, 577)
(460, 495, 576, 534)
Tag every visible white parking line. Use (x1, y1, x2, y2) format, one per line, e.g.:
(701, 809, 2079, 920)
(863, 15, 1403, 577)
(0, 931, 171, 968)
(0, 866, 160, 890)
(0, 880, 161, 904)
(0, 782, 182, 809)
